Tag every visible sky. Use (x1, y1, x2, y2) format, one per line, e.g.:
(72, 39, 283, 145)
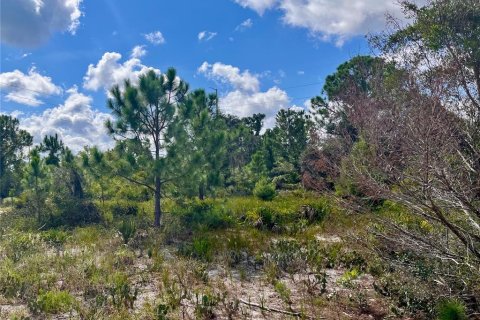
(0, 0, 420, 152)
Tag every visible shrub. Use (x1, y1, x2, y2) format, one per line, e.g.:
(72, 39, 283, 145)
(178, 199, 233, 230)
(187, 236, 215, 262)
(108, 272, 138, 309)
(253, 179, 276, 201)
(0, 265, 26, 298)
(118, 219, 136, 245)
(108, 200, 138, 217)
(30, 290, 76, 314)
(436, 299, 467, 320)
(40, 229, 69, 249)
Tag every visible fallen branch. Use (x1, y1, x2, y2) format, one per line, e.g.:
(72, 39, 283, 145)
(238, 298, 320, 319)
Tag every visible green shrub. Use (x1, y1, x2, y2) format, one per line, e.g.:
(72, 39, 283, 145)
(436, 299, 467, 320)
(30, 290, 76, 314)
(108, 200, 138, 217)
(108, 272, 138, 309)
(274, 281, 291, 304)
(253, 179, 276, 201)
(194, 293, 219, 319)
(180, 236, 216, 262)
(40, 229, 69, 249)
(0, 264, 26, 298)
(118, 219, 136, 244)
(178, 199, 233, 230)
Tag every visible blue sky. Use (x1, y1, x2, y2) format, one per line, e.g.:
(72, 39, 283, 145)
(0, 0, 415, 151)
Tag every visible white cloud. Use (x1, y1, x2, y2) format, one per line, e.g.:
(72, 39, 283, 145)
(198, 61, 290, 128)
(198, 31, 217, 42)
(198, 62, 260, 92)
(131, 45, 147, 58)
(144, 31, 165, 45)
(235, 0, 277, 15)
(0, 0, 82, 48)
(297, 70, 305, 75)
(20, 87, 113, 152)
(83, 52, 160, 92)
(0, 67, 62, 106)
(222, 87, 289, 128)
(235, 0, 427, 45)
(235, 18, 253, 31)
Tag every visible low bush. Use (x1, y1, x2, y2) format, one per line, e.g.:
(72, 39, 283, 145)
(177, 199, 233, 230)
(106, 200, 139, 217)
(30, 289, 76, 314)
(253, 179, 276, 201)
(181, 236, 216, 262)
(107, 272, 138, 309)
(118, 219, 136, 244)
(436, 299, 467, 320)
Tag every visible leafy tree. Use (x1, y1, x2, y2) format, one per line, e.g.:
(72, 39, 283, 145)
(243, 113, 266, 136)
(105, 69, 188, 227)
(81, 146, 109, 206)
(310, 55, 390, 141)
(24, 148, 45, 220)
(272, 109, 312, 168)
(0, 115, 32, 198)
(39, 134, 65, 166)
(174, 89, 227, 200)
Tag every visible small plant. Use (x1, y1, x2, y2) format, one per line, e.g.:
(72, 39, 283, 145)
(41, 229, 69, 252)
(108, 272, 138, 309)
(436, 299, 467, 320)
(194, 293, 219, 319)
(155, 303, 170, 320)
(181, 236, 215, 262)
(118, 219, 136, 244)
(274, 281, 291, 304)
(338, 267, 360, 287)
(253, 178, 276, 201)
(30, 289, 76, 314)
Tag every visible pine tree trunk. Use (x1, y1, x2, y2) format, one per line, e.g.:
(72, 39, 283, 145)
(154, 175, 162, 227)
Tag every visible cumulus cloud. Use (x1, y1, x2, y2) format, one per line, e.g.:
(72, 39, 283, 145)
(20, 87, 113, 152)
(222, 87, 289, 128)
(235, 18, 253, 31)
(131, 45, 147, 58)
(144, 31, 165, 45)
(0, 0, 82, 48)
(0, 67, 62, 106)
(198, 62, 260, 92)
(235, 0, 427, 45)
(198, 62, 289, 128)
(234, 0, 277, 15)
(83, 52, 160, 92)
(198, 31, 217, 42)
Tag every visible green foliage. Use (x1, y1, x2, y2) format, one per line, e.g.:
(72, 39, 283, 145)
(40, 229, 69, 249)
(107, 272, 138, 309)
(155, 303, 170, 320)
(181, 236, 216, 262)
(39, 134, 65, 166)
(253, 178, 276, 201)
(436, 299, 467, 320)
(30, 290, 76, 314)
(0, 115, 33, 198)
(194, 292, 219, 319)
(338, 267, 360, 287)
(274, 281, 291, 304)
(0, 262, 26, 298)
(177, 199, 233, 230)
(107, 200, 139, 217)
(118, 219, 136, 244)
(106, 68, 189, 227)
